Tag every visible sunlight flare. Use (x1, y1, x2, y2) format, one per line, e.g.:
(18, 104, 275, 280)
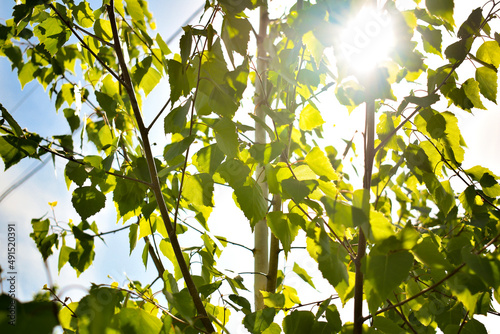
(338, 6, 395, 73)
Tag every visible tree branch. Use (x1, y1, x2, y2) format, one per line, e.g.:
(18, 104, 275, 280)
(106, 2, 215, 332)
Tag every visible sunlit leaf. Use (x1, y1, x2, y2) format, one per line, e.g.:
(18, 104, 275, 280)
(116, 307, 162, 333)
(213, 118, 239, 158)
(476, 41, 500, 68)
(425, 0, 454, 26)
(305, 147, 339, 181)
(299, 104, 324, 131)
(292, 262, 315, 288)
(283, 311, 315, 334)
(267, 212, 299, 256)
(476, 66, 497, 103)
(462, 78, 486, 109)
(233, 180, 267, 228)
(365, 250, 413, 310)
(243, 308, 276, 334)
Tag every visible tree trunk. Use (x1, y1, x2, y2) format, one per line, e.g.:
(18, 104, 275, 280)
(254, 1, 270, 311)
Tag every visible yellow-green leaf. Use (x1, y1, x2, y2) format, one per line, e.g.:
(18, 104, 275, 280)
(299, 104, 324, 131)
(305, 147, 338, 181)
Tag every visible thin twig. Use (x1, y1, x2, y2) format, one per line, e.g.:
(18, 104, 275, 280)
(93, 224, 133, 237)
(147, 98, 170, 132)
(457, 311, 469, 334)
(74, 24, 115, 47)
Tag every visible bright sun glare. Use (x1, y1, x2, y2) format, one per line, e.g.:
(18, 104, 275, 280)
(338, 6, 395, 73)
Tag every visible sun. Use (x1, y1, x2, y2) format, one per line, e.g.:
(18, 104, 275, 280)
(337, 6, 395, 74)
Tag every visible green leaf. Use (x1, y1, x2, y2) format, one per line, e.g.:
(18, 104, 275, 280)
(129, 223, 138, 255)
(299, 104, 324, 131)
(425, 0, 454, 26)
(476, 41, 500, 68)
(307, 227, 349, 288)
(457, 8, 483, 39)
(229, 294, 252, 314)
(321, 197, 360, 229)
(76, 287, 122, 333)
(167, 59, 191, 103)
(365, 251, 413, 310)
(465, 165, 500, 198)
(113, 176, 148, 217)
(462, 250, 497, 288)
(33, 17, 70, 55)
(30, 218, 57, 261)
(142, 239, 149, 268)
(132, 56, 161, 96)
(117, 307, 162, 334)
(192, 144, 225, 175)
(59, 300, 79, 331)
(417, 25, 442, 56)
(183, 173, 214, 207)
(13, 4, 31, 25)
(74, 1, 94, 28)
(63, 108, 81, 132)
(373, 316, 406, 334)
(0, 135, 39, 170)
(281, 179, 313, 202)
(303, 31, 324, 68)
(72, 186, 106, 220)
(243, 308, 276, 334)
(65, 160, 88, 187)
(445, 38, 472, 63)
(164, 289, 196, 324)
(412, 236, 452, 270)
(156, 33, 171, 55)
(58, 245, 72, 272)
(263, 106, 295, 126)
(292, 262, 315, 288)
(405, 93, 440, 108)
(18, 61, 37, 88)
(462, 78, 486, 109)
(249, 142, 285, 165)
(213, 118, 239, 158)
(233, 180, 267, 228)
(305, 147, 339, 181)
(217, 159, 251, 188)
(164, 100, 190, 134)
(124, 0, 145, 23)
(163, 135, 195, 161)
(222, 15, 251, 65)
(423, 175, 455, 215)
(261, 291, 285, 309)
(267, 212, 300, 256)
(462, 318, 488, 334)
(426, 112, 446, 139)
(96, 91, 117, 119)
(94, 19, 112, 42)
(283, 311, 315, 334)
(69, 224, 95, 275)
(1, 103, 23, 137)
(475, 66, 497, 103)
